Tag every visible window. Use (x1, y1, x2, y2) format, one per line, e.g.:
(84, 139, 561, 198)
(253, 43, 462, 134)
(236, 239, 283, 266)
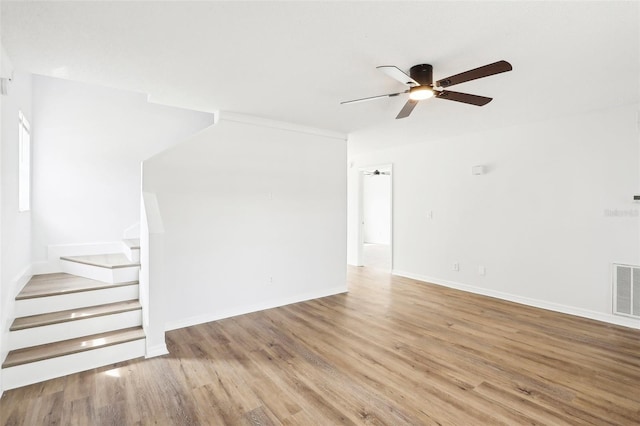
(18, 110, 30, 212)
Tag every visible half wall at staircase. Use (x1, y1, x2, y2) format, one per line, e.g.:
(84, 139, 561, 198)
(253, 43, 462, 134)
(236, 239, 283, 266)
(143, 113, 348, 330)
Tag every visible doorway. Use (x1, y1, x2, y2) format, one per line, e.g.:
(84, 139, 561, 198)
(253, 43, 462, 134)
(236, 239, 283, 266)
(358, 165, 392, 271)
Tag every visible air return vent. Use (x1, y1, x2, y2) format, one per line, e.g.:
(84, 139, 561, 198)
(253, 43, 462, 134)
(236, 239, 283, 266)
(613, 264, 640, 318)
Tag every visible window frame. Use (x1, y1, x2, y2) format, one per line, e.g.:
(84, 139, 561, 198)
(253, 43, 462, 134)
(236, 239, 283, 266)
(18, 110, 31, 212)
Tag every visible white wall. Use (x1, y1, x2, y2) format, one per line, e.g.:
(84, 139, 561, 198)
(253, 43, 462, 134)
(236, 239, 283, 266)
(363, 173, 391, 244)
(139, 191, 168, 357)
(348, 103, 640, 328)
(1, 71, 32, 295)
(0, 71, 33, 380)
(143, 114, 347, 330)
(31, 76, 214, 263)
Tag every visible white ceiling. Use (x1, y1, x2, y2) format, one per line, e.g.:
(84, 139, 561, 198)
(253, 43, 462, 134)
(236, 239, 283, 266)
(2, 1, 639, 141)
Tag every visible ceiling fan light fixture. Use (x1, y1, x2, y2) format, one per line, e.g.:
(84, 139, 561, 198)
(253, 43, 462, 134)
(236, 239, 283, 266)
(409, 86, 434, 101)
(341, 60, 512, 119)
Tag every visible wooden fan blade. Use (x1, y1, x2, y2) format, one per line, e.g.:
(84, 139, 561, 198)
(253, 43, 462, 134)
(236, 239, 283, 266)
(436, 60, 512, 88)
(377, 66, 419, 86)
(340, 91, 406, 105)
(436, 90, 492, 106)
(396, 99, 419, 119)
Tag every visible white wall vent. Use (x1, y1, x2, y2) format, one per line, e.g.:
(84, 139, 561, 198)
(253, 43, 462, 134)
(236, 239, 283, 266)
(613, 263, 640, 318)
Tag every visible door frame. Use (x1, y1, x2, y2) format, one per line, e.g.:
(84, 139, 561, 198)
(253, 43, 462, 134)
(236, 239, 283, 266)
(357, 163, 393, 269)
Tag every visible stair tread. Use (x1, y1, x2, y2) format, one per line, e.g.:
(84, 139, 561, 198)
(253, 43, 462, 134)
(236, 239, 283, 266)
(2, 327, 145, 368)
(16, 273, 138, 300)
(123, 239, 140, 249)
(10, 300, 142, 331)
(60, 253, 140, 269)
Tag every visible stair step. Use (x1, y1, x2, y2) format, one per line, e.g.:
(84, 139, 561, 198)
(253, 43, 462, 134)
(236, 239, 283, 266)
(1, 334, 146, 390)
(123, 238, 140, 249)
(10, 300, 141, 331)
(16, 273, 138, 300)
(60, 253, 140, 269)
(2, 327, 145, 368)
(8, 307, 142, 350)
(123, 239, 141, 263)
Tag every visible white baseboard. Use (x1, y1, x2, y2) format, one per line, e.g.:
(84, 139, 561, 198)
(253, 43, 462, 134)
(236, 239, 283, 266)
(165, 285, 348, 331)
(2, 266, 33, 336)
(1, 264, 33, 393)
(392, 269, 640, 330)
(12, 265, 33, 299)
(145, 343, 169, 358)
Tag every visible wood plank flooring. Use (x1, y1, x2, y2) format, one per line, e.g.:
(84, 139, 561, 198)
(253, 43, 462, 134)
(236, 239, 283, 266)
(2, 266, 640, 425)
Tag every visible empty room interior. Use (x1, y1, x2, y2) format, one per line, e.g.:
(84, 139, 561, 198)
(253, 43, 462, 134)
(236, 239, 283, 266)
(1, 1, 639, 424)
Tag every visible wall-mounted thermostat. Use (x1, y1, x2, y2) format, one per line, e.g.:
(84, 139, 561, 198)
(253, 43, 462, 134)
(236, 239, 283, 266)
(472, 165, 485, 175)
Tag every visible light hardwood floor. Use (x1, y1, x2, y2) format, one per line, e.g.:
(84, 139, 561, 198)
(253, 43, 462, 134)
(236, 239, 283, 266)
(2, 266, 640, 425)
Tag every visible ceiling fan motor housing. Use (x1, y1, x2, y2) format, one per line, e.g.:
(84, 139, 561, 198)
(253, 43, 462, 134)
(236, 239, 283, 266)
(410, 64, 433, 85)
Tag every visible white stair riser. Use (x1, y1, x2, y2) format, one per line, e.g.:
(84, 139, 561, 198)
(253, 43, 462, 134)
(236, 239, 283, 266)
(2, 339, 146, 390)
(60, 260, 139, 284)
(123, 246, 140, 263)
(15, 285, 139, 316)
(9, 310, 142, 350)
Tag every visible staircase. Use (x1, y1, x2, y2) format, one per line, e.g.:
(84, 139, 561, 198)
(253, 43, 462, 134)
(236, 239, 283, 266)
(1, 239, 146, 390)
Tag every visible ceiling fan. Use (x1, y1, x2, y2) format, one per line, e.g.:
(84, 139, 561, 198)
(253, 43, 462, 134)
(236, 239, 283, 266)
(364, 169, 390, 176)
(341, 60, 512, 119)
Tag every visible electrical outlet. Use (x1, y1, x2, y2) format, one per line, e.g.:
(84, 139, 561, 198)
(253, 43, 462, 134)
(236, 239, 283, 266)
(452, 262, 459, 272)
(478, 266, 486, 276)
(427, 210, 433, 220)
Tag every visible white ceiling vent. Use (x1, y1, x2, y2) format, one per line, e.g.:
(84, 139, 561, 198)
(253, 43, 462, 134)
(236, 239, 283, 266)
(613, 264, 640, 318)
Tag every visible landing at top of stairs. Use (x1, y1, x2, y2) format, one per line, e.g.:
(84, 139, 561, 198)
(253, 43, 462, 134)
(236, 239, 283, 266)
(60, 253, 140, 269)
(16, 273, 138, 300)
